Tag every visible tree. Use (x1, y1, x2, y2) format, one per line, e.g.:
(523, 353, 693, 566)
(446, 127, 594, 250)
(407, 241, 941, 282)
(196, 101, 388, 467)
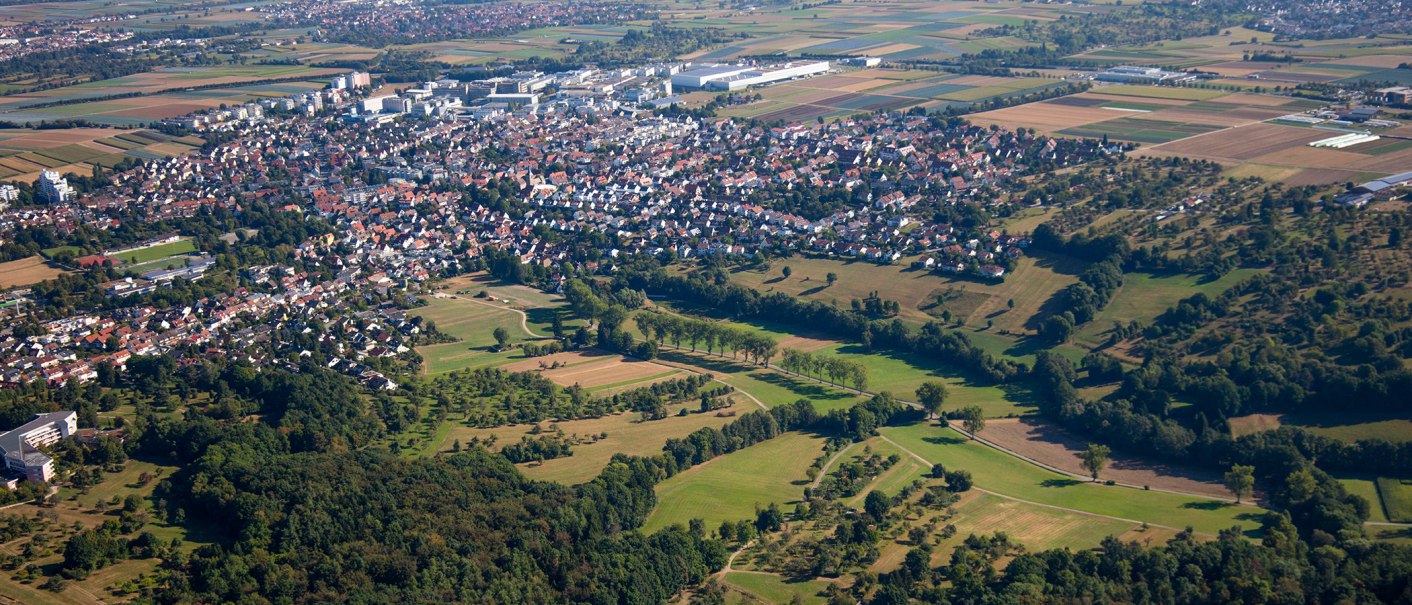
(1080, 443, 1110, 481)
(826, 272, 838, 286)
(492, 327, 511, 350)
(1285, 468, 1317, 504)
(1225, 464, 1255, 504)
(864, 490, 890, 522)
(781, 266, 792, 279)
(915, 381, 947, 420)
(959, 406, 984, 439)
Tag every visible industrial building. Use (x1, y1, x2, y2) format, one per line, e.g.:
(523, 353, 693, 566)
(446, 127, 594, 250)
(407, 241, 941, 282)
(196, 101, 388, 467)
(1094, 65, 1195, 84)
(671, 61, 830, 91)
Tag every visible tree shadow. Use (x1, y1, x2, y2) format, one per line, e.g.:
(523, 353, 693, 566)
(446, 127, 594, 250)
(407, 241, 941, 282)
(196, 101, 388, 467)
(800, 284, 830, 297)
(922, 434, 968, 447)
(1181, 501, 1233, 511)
(753, 371, 857, 401)
(1042, 478, 1083, 488)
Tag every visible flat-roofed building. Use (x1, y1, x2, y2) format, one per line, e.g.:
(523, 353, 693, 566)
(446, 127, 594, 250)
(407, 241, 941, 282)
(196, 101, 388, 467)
(0, 411, 76, 483)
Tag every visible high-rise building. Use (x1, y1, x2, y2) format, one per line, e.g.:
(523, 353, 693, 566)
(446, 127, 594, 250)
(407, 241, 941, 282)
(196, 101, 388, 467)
(38, 171, 74, 203)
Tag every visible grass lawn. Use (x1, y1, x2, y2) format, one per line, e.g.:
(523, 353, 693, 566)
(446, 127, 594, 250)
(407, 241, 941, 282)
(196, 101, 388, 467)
(724, 572, 831, 605)
(644, 431, 827, 533)
(655, 348, 865, 412)
(881, 423, 1264, 535)
(115, 239, 195, 265)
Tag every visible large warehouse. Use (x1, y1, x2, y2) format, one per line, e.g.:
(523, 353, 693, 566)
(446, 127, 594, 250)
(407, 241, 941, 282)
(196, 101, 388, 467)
(671, 61, 830, 91)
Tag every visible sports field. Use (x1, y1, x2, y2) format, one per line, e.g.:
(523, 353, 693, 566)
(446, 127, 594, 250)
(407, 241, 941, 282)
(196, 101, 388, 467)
(113, 239, 196, 265)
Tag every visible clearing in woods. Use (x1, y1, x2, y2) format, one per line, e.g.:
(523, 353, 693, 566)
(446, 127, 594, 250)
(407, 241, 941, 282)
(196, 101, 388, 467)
(881, 423, 1262, 535)
(438, 396, 751, 485)
(643, 431, 828, 533)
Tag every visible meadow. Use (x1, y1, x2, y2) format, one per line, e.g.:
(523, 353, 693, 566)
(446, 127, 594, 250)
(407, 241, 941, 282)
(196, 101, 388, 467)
(440, 396, 751, 484)
(881, 423, 1263, 535)
(644, 431, 828, 533)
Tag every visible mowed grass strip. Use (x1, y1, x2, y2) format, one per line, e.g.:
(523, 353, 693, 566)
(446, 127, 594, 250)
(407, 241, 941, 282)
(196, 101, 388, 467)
(643, 431, 827, 533)
(881, 423, 1262, 535)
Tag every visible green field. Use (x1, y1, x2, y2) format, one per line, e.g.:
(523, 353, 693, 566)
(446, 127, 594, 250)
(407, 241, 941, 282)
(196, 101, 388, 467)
(882, 424, 1263, 535)
(644, 431, 827, 533)
(115, 239, 196, 265)
(1376, 478, 1412, 523)
(1061, 117, 1223, 144)
(1074, 269, 1263, 347)
(724, 572, 830, 605)
(1093, 85, 1229, 101)
(411, 296, 543, 374)
(1340, 477, 1389, 523)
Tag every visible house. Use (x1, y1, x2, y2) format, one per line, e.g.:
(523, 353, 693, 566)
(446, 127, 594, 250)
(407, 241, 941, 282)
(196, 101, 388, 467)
(0, 411, 77, 483)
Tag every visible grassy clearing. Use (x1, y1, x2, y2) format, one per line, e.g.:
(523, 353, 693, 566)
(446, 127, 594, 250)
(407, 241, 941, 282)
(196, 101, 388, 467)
(644, 431, 827, 533)
(1339, 477, 1389, 523)
(881, 423, 1263, 535)
(1375, 478, 1412, 523)
(724, 572, 831, 605)
(1073, 269, 1262, 347)
(440, 398, 751, 485)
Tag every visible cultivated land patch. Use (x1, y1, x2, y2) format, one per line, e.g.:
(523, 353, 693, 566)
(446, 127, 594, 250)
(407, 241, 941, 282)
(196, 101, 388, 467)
(0, 255, 67, 288)
(643, 431, 827, 533)
(1376, 478, 1412, 523)
(981, 417, 1233, 499)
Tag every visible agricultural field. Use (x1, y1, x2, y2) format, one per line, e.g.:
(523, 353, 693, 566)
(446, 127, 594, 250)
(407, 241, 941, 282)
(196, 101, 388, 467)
(717, 70, 1071, 123)
(0, 69, 334, 126)
(644, 431, 828, 533)
(0, 255, 67, 288)
(972, 82, 1410, 185)
(0, 128, 201, 181)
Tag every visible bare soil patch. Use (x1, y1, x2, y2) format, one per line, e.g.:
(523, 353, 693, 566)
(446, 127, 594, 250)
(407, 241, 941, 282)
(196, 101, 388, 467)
(1150, 122, 1328, 161)
(983, 417, 1235, 499)
(0, 255, 67, 288)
